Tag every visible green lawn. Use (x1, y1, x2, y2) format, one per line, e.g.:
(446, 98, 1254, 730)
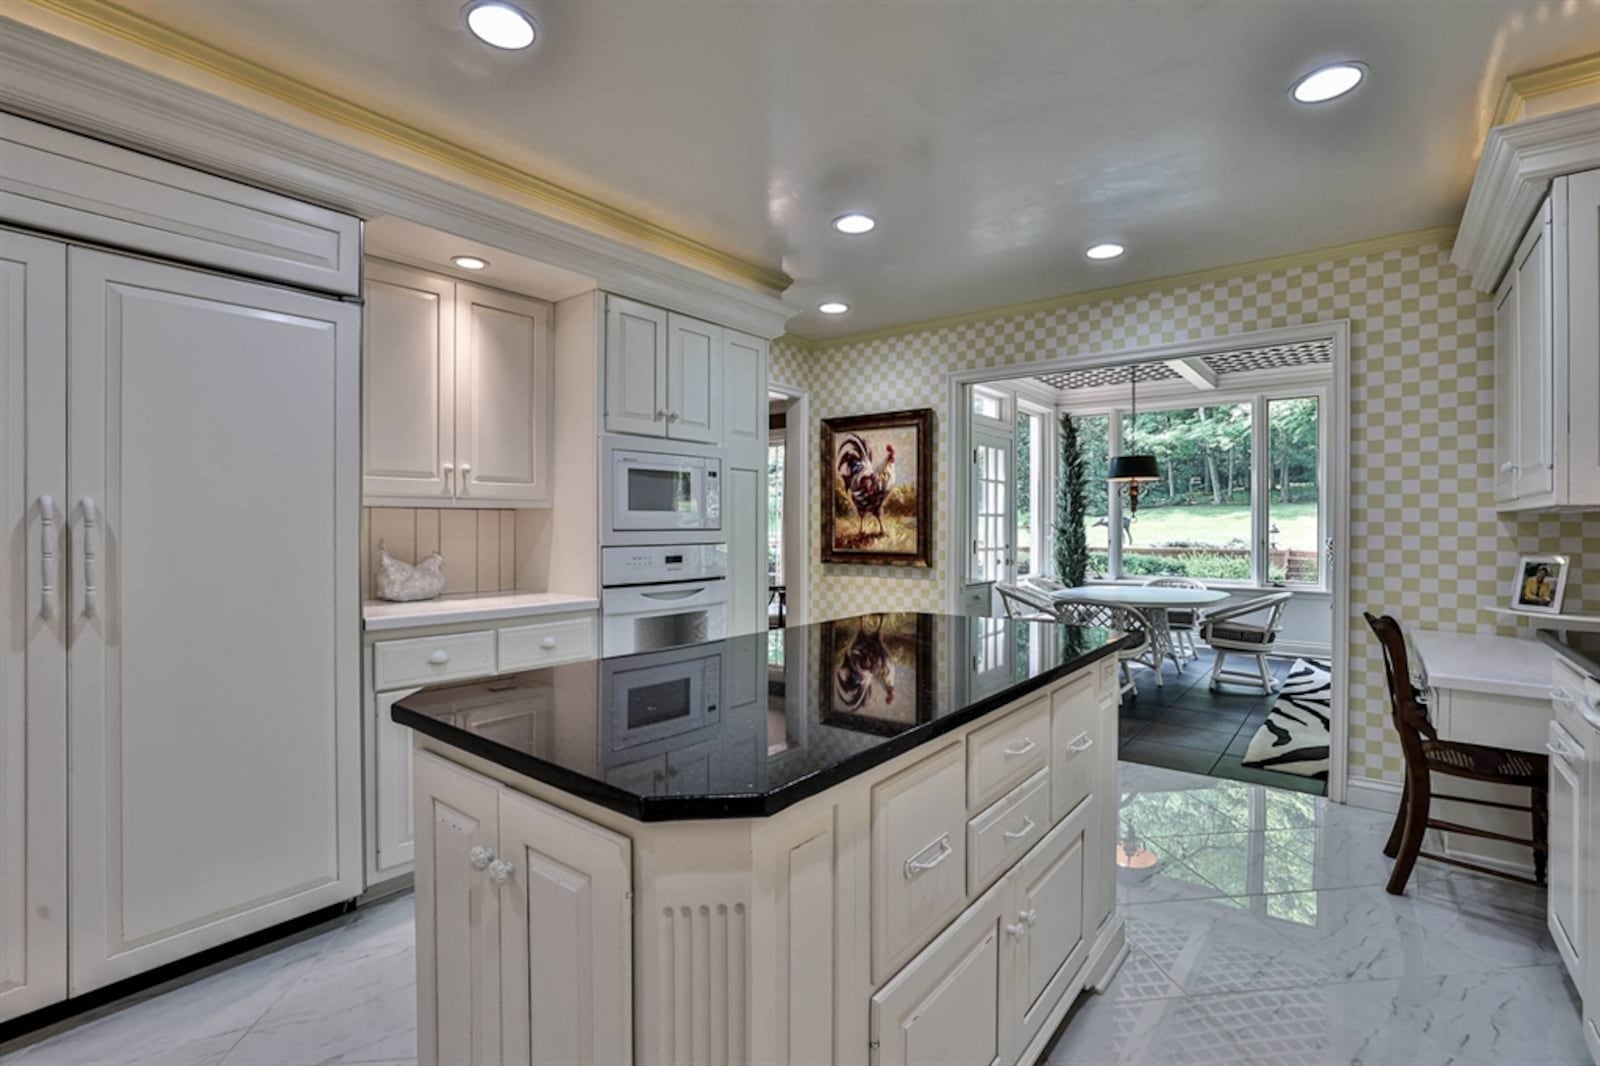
(1085, 502, 1318, 551)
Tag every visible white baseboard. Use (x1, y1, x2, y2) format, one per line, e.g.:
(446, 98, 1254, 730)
(1345, 775, 1403, 814)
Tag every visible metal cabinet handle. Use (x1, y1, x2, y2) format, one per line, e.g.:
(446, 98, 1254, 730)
(1500, 461, 1519, 473)
(442, 462, 454, 494)
(1545, 740, 1572, 759)
(458, 463, 471, 494)
(428, 649, 450, 665)
(1003, 817, 1037, 841)
(469, 846, 496, 871)
(903, 833, 953, 879)
(541, 635, 558, 650)
(487, 859, 513, 885)
(38, 496, 56, 620)
(1066, 732, 1095, 754)
(1003, 737, 1038, 758)
(80, 497, 98, 618)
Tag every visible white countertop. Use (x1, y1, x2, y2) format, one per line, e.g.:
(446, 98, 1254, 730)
(1410, 629, 1559, 701)
(362, 592, 599, 632)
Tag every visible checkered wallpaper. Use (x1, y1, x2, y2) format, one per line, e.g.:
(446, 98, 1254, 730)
(773, 240, 1600, 784)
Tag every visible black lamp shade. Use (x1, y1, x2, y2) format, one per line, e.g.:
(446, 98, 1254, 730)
(1107, 454, 1160, 483)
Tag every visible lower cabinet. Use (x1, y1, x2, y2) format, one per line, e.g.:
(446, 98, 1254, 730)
(872, 797, 1094, 1066)
(372, 689, 420, 882)
(413, 751, 632, 1066)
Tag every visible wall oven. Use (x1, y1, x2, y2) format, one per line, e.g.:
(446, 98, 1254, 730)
(601, 544, 728, 656)
(605, 439, 720, 540)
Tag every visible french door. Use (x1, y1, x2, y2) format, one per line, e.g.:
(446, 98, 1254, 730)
(970, 426, 1015, 587)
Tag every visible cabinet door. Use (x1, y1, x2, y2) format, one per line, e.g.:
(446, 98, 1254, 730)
(722, 330, 767, 454)
(364, 261, 456, 501)
(1013, 801, 1092, 1051)
(1562, 169, 1600, 508)
(497, 787, 632, 1066)
(1548, 739, 1582, 982)
(372, 688, 421, 883)
(1514, 203, 1555, 499)
(605, 295, 668, 437)
(66, 247, 362, 993)
(1493, 275, 1519, 504)
(870, 879, 1010, 1066)
(665, 313, 723, 443)
(0, 231, 68, 1021)
(414, 751, 503, 1066)
(455, 282, 553, 505)
(665, 736, 721, 795)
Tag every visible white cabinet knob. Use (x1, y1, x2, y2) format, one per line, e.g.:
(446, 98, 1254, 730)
(487, 859, 513, 885)
(428, 649, 450, 665)
(541, 635, 558, 650)
(469, 846, 495, 871)
(1006, 921, 1028, 940)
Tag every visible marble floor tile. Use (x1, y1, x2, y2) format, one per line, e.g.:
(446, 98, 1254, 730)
(1045, 989, 1256, 1065)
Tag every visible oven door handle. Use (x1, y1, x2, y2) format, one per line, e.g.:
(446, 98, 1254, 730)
(639, 588, 706, 602)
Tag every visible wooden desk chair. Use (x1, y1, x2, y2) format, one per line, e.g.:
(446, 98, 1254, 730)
(1364, 612, 1549, 895)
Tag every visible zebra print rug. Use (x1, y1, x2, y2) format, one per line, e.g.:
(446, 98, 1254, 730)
(1241, 658, 1331, 780)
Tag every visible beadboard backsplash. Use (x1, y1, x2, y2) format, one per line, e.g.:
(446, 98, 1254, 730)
(361, 507, 519, 600)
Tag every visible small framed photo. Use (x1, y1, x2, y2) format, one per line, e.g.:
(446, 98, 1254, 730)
(1509, 554, 1570, 615)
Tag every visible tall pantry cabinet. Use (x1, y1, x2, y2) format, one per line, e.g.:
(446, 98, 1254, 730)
(1, 113, 363, 1020)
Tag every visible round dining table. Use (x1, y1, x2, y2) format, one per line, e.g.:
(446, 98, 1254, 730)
(1047, 585, 1229, 686)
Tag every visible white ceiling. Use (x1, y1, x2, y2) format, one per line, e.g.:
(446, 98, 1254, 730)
(117, 0, 1600, 339)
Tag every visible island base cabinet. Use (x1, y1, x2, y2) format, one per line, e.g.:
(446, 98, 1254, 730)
(413, 750, 633, 1066)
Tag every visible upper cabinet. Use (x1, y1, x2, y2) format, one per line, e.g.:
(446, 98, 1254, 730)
(363, 261, 553, 507)
(604, 295, 730, 444)
(1492, 170, 1600, 511)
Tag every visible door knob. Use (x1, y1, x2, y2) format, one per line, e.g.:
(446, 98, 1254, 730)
(469, 846, 495, 871)
(487, 859, 513, 885)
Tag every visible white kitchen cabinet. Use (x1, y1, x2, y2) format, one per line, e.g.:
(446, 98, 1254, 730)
(1012, 801, 1091, 1051)
(66, 246, 363, 993)
(363, 261, 553, 507)
(604, 295, 730, 445)
(0, 230, 68, 1023)
(664, 313, 723, 444)
(454, 282, 553, 505)
(1549, 718, 1584, 982)
(871, 876, 1011, 1066)
(413, 751, 633, 1066)
(1493, 170, 1600, 511)
(722, 330, 767, 453)
(372, 689, 421, 883)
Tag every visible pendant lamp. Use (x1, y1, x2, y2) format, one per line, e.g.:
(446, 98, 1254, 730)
(1107, 370, 1160, 512)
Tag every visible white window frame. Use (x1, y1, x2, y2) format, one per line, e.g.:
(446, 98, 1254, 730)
(1014, 398, 1055, 579)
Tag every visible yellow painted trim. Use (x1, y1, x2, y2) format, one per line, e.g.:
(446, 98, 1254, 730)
(790, 225, 1458, 351)
(1491, 52, 1600, 128)
(15, 0, 792, 293)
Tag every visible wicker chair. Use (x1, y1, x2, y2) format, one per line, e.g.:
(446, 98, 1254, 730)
(1142, 575, 1208, 664)
(1198, 591, 1293, 693)
(1021, 575, 1069, 594)
(1054, 596, 1154, 700)
(995, 582, 1057, 621)
(1365, 612, 1548, 895)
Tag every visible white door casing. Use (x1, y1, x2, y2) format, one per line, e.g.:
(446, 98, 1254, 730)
(0, 229, 68, 1021)
(66, 247, 361, 993)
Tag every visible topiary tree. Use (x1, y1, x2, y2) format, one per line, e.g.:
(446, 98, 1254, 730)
(1055, 413, 1089, 587)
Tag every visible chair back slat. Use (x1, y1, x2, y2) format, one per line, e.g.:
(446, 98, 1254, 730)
(1363, 612, 1437, 756)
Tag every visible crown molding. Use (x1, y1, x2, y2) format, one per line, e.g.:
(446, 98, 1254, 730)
(0, 16, 796, 337)
(788, 224, 1457, 352)
(1490, 52, 1600, 128)
(1451, 103, 1600, 292)
(7, 0, 792, 295)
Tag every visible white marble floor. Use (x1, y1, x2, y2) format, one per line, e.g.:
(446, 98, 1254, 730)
(2, 763, 1585, 1066)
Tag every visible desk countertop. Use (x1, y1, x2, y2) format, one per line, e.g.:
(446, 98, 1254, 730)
(362, 592, 599, 631)
(1411, 629, 1558, 701)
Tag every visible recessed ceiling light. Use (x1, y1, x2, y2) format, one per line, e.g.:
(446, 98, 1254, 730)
(818, 301, 849, 315)
(832, 213, 877, 235)
(1290, 62, 1366, 104)
(463, 1, 538, 50)
(1085, 243, 1125, 261)
(451, 255, 490, 270)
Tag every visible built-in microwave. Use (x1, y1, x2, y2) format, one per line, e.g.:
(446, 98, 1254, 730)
(605, 442, 721, 537)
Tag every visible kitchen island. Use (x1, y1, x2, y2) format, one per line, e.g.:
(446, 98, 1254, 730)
(393, 613, 1131, 1066)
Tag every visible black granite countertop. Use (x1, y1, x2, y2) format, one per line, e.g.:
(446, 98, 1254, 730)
(392, 612, 1129, 821)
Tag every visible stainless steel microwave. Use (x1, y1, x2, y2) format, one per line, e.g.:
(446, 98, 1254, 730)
(606, 444, 721, 536)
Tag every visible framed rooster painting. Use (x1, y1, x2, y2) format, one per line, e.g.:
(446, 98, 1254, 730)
(821, 408, 933, 567)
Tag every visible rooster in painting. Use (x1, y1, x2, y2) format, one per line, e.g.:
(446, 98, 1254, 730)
(836, 433, 896, 539)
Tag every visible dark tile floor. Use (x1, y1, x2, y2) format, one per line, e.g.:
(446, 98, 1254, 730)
(1117, 647, 1328, 796)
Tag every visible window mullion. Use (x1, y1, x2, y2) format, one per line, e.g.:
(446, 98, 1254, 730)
(1108, 408, 1123, 580)
(1251, 394, 1270, 587)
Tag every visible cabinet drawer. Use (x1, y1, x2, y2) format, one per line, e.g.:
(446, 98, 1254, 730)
(498, 614, 596, 671)
(1098, 656, 1119, 699)
(1051, 673, 1101, 824)
(967, 768, 1050, 896)
(967, 695, 1051, 810)
(872, 742, 967, 984)
(373, 631, 496, 690)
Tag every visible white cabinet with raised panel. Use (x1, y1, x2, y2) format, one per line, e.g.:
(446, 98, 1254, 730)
(413, 751, 632, 1066)
(604, 295, 728, 444)
(1492, 170, 1600, 511)
(363, 260, 553, 507)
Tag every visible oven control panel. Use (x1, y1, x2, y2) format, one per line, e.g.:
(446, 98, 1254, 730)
(602, 543, 728, 587)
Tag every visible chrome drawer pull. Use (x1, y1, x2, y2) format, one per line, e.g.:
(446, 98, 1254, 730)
(1003, 817, 1037, 841)
(80, 497, 98, 618)
(1066, 732, 1095, 754)
(38, 496, 56, 620)
(1551, 688, 1574, 704)
(903, 833, 953, 880)
(1003, 737, 1038, 758)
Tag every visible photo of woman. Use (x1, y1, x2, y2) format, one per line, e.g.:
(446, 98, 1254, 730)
(1511, 554, 1569, 615)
